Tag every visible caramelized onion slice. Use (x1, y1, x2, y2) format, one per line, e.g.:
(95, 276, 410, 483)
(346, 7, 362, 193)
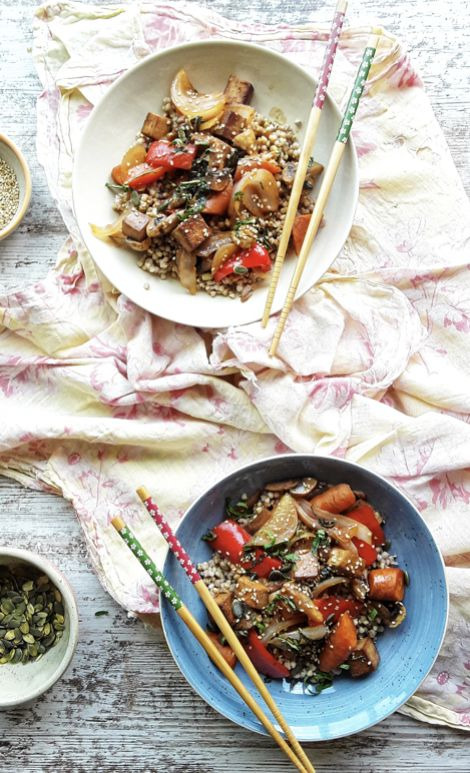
(171, 69, 226, 120)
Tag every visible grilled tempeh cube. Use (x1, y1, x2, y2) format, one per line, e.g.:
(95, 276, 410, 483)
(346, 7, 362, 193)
(214, 110, 246, 142)
(141, 112, 170, 140)
(224, 74, 254, 105)
(172, 214, 211, 252)
(122, 211, 150, 242)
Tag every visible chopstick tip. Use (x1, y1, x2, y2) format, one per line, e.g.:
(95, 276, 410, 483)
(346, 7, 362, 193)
(136, 486, 150, 502)
(111, 514, 126, 531)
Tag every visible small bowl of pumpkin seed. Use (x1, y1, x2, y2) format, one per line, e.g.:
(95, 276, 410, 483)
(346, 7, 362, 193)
(0, 548, 79, 709)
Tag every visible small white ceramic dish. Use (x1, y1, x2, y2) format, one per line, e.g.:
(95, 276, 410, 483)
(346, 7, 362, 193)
(0, 548, 79, 709)
(73, 40, 358, 328)
(0, 133, 32, 241)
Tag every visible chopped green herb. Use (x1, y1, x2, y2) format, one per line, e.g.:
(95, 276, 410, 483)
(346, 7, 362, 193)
(105, 181, 130, 194)
(95, 610, 109, 617)
(201, 530, 215, 542)
(311, 529, 329, 553)
(225, 498, 251, 520)
(130, 190, 140, 206)
(339, 663, 350, 670)
(254, 620, 267, 635)
(234, 265, 249, 275)
(177, 198, 207, 221)
(368, 608, 378, 622)
(234, 190, 244, 201)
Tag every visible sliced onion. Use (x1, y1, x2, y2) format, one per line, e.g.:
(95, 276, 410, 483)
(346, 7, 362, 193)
(171, 69, 226, 120)
(200, 113, 223, 130)
(329, 526, 358, 554)
(298, 625, 329, 641)
(261, 613, 305, 644)
(310, 503, 372, 544)
(90, 213, 125, 241)
(310, 576, 348, 598)
(121, 143, 146, 175)
(294, 499, 321, 530)
(229, 169, 280, 219)
(389, 602, 406, 628)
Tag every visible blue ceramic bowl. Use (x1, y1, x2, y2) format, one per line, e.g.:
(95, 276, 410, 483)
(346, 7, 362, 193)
(161, 455, 448, 741)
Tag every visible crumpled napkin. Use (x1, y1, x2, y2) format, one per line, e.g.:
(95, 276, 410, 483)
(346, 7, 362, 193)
(0, 0, 468, 729)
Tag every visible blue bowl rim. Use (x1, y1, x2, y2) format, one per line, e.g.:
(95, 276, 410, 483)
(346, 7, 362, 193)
(161, 453, 449, 740)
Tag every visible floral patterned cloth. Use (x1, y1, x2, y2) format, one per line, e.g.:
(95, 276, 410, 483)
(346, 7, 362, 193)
(0, 0, 468, 729)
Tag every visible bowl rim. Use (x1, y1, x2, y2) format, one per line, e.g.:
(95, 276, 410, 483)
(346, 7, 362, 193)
(72, 38, 359, 328)
(0, 133, 32, 241)
(0, 547, 79, 709)
(161, 453, 449, 741)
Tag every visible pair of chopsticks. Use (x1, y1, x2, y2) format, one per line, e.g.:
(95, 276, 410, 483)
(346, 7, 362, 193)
(262, 12, 380, 355)
(111, 487, 315, 773)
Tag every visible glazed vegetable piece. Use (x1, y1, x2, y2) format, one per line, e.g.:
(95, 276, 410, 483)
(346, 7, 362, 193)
(245, 630, 290, 679)
(244, 552, 283, 579)
(127, 164, 166, 190)
(206, 169, 233, 192)
(122, 211, 150, 242)
(233, 128, 256, 152)
(146, 140, 196, 171)
(171, 69, 226, 120)
(120, 143, 147, 176)
(281, 582, 324, 625)
(310, 484, 356, 514)
(347, 637, 380, 678)
(214, 591, 236, 624)
(265, 479, 298, 492)
(175, 248, 197, 295)
(368, 568, 405, 602)
(315, 596, 363, 624)
(207, 631, 237, 668)
(146, 211, 182, 238)
(327, 547, 366, 577)
(141, 111, 170, 140)
(173, 214, 212, 252)
(347, 502, 385, 546)
(203, 181, 234, 215)
(196, 232, 234, 259)
(245, 507, 273, 535)
(248, 493, 298, 547)
(224, 74, 254, 105)
(289, 478, 318, 498)
(211, 242, 238, 276)
(292, 214, 311, 256)
(235, 576, 270, 609)
(213, 243, 272, 282)
(234, 156, 282, 182)
(230, 169, 280, 218)
(318, 610, 358, 672)
(214, 109, 247, 141)
(351, 537, 377, 566)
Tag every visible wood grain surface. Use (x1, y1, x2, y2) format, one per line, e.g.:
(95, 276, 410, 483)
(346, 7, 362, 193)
(1, 1, 469, 771)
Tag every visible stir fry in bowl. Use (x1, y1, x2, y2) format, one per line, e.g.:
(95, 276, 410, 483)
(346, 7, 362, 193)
(198, 477, 408, 692)
(92, 71, 323, 301)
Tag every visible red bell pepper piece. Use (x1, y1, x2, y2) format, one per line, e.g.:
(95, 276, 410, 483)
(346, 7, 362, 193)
(213, 243, 272, 282)
(203, 181, 233, 215)
(126, 164, 166, 190)
(315, 596, 363, 624)
(351, 537, 377, 566)
(146, 140, 196, 171)
(209, 520, 251, 563)
(349, 502, 385, 546)
(245, 630, 290, 679)
(242, 551, 282, 578)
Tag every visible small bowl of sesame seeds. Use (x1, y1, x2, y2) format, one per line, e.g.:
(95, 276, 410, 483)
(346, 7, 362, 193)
(0, 547, 79, 709)
(0, 133, 32, 241)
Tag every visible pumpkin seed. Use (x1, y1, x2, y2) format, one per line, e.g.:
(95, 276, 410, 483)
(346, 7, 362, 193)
(0, 566, 66, 666)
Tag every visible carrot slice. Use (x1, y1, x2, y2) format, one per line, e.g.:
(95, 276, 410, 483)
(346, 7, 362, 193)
(291, 214, 311, 255)
(207, 631, 237, 668)
(111, 164, 126, 185)
(368, 568, 405, 602)
(310, 484, 356, 514)
(318, 610, 358, 672)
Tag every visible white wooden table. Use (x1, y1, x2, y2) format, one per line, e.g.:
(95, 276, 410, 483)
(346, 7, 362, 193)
(1, 1, 469, 770)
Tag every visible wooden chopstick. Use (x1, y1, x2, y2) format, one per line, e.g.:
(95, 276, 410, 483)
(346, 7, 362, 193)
(137, 487, 316, 773)
(261, 0, 348, 327)
(268, 32, 380, 356)
(111, 514, 309, 773)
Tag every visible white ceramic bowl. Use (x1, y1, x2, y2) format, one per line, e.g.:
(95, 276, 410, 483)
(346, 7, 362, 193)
(0, 133, 32, 241)
(73, 40, 358, 328)
(0, 548, 79, 709)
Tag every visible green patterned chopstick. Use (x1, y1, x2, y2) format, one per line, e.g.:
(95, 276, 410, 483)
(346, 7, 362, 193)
(269, 32, 380, 357)
(110, 514, 311, 772)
